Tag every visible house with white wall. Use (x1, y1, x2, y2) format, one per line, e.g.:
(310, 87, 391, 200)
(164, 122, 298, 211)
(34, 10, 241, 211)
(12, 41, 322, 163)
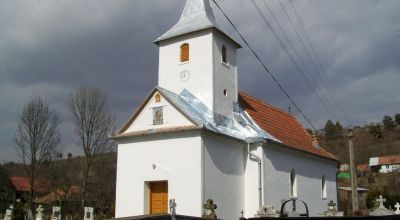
(369, 155, 400, 173)
(113, 0, 339, 219)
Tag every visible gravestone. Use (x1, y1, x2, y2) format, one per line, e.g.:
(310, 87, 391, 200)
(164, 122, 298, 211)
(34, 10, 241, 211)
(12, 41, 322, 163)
(35, 205, 44, 220)
(51, 206, 61, 220)
(369, 195, 395, 216)
(202, 199, 217, 219)
(255, 206, 279, 217)
(4, 205, 13, 220)
(321, 200, 343, 217)
(84, 207, 94, 220)
(395, 203, 400, 215)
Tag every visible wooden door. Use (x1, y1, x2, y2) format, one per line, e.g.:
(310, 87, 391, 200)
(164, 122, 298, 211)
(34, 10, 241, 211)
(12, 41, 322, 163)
(150, 181, 168, 214)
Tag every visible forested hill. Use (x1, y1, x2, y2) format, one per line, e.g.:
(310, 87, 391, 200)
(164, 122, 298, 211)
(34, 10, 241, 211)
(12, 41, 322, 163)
(318, 114, 400, 165)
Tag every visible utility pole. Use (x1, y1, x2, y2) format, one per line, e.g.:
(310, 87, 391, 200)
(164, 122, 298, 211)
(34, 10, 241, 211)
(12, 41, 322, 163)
(348, 129, 359, 214)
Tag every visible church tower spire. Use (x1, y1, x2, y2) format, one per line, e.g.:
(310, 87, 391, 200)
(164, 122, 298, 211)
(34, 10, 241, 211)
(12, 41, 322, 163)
(156, 0, 241, 122)
(155, 0, 239, 46)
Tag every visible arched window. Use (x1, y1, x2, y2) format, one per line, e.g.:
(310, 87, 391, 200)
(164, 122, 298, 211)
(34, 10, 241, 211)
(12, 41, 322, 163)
(290, 169, 297, 198)
(180, 43, 189, 62)
(321, 175, 327, 199)
(221, 45, 227, 63)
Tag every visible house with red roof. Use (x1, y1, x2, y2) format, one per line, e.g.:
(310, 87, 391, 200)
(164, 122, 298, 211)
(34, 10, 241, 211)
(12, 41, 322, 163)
(113, 0, 339, 219)
(10, 176, 49, 202)
(369, 155, 400, 173)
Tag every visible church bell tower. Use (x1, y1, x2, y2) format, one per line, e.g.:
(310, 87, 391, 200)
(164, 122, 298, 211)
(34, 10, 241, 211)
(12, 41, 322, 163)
(154, 0, 241, 121)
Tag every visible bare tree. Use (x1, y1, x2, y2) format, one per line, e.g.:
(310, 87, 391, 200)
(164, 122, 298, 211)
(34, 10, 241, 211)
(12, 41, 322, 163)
(15, 97, 61, 213)
(68, 87, 114, 209)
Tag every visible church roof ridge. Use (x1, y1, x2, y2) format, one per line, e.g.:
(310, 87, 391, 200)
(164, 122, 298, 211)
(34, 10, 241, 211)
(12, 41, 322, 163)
(238, 92, 338, 161)
(154, 0, 241, 47)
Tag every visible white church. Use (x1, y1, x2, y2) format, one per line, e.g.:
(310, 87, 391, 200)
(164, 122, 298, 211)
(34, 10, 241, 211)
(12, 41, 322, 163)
(113, 0, 339, 219)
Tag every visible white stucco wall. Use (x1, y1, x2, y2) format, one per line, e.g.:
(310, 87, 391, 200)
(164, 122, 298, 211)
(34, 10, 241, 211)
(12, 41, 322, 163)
(158, 31, 214, 111)
(262, 144, 338, 216)
(212, 30, 238, 122)
(115, 132, 203, 218)
(379, 164, 400, 173)
(202, 134, 245, 220)
(124, 92, 194, 133)
(244, 143, 264, 218)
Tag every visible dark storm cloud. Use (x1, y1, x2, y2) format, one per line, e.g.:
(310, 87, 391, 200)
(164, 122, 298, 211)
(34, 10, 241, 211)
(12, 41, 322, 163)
(1, 0, 400, 162)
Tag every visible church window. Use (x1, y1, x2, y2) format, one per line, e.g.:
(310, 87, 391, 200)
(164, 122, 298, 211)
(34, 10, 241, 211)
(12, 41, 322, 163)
(153, 107, 163, 125)
(321, 175, 327, 199)
(290, 169, 297, 198)
(155, 94, 161, 103)
(180, 43, 189, 62)
(223, 89, 227, 97)
(221, 45, 227, 64)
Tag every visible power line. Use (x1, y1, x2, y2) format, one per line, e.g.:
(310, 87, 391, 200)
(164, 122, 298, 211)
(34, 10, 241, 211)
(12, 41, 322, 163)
(275, 0, 348, 125)
(211, 0, 317, 130)
(287, 0, 351, 125)
(250, 0, 342, 123)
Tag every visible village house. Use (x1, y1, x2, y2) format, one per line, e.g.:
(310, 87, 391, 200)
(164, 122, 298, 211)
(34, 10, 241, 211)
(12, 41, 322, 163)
(369, 155, 400, 174)
(10, 176, 48, 202)
(113, 0, 339, 219)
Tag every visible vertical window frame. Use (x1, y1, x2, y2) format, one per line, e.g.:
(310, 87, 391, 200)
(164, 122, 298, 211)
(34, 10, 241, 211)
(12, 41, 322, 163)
(180, 43, 190, 63)
(221, 45, 228, 64)
(289, 169, 298, 198)
(153, 106, 164, 125)
(321, 175, 327, 199)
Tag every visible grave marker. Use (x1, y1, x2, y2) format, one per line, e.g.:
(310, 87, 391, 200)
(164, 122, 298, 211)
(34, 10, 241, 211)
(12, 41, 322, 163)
(84, 207, 94, 220)
(395, 202, 400, 215)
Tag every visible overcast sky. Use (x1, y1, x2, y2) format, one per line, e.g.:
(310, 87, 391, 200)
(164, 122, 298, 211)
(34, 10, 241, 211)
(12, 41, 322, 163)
(1, 0, 399, 163)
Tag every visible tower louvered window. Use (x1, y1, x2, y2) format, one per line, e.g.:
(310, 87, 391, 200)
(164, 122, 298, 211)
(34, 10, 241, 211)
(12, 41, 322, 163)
(180, 43, 189, 62)
(222, 45, 227, 63)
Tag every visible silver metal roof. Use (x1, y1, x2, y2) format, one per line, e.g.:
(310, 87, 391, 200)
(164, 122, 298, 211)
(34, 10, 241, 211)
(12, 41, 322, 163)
(154, 0, 241, 47)
(157, 86, 281, 144)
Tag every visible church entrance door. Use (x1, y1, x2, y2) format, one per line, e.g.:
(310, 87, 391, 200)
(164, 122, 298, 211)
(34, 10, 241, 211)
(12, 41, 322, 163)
(149, 181, 168, 214)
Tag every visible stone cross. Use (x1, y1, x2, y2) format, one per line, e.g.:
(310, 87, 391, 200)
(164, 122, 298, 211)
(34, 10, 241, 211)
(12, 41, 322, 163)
(395, 203, 400, 215)
(376, 195, 386, 208)
(35, 205, 45, 220)
(202, 199, 217, 219)
(328, 200, 337, 212)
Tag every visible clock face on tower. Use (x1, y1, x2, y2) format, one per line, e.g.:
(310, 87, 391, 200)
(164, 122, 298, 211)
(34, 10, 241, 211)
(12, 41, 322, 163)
(179, 70, 190, 82)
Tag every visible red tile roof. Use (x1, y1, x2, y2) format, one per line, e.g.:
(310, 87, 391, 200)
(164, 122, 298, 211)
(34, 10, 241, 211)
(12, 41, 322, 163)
(378, 155, 400, 165)
(10, 176, 48, 193)
(357, 163, 368, 172)
(238, 92, 338, 161)
(35, 186, 80, 204)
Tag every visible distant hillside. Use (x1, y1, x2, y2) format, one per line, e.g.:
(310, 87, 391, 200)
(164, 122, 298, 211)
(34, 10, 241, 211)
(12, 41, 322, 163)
(319, 126, 400, 165)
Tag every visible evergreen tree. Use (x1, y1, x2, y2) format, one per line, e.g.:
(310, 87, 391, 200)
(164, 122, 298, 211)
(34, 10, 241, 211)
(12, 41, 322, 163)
(395, 113, 400, 126)
(383, 115, 396, 130)
(324, 120, 343, 139)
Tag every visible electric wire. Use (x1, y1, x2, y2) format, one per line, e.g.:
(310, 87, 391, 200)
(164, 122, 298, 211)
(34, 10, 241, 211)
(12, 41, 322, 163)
(275, 0, 348, 125)
(287, 0, 351, 125)
(211, 0, 317, 130)
(250, 0, 342, 123)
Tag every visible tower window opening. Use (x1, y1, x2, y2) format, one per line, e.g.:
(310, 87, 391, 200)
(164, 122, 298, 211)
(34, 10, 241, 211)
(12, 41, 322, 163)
(222, 45, 227, 64)
(180, 43, 189, 62)
(223, 89, 227, 97)
(290, 169, 297, 198)
(322, 175, 327, 199)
